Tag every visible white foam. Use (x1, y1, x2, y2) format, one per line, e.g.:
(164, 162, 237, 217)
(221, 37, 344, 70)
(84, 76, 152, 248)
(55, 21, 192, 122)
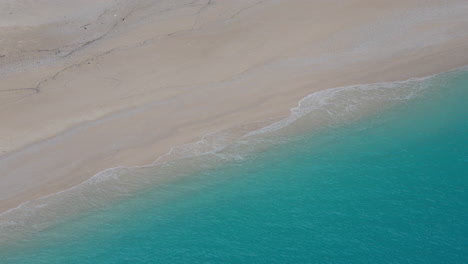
(1, 67, 465, 243)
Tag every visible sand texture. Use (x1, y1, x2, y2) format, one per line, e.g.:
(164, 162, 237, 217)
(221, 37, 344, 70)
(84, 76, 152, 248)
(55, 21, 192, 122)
(1, 0, 468, 213)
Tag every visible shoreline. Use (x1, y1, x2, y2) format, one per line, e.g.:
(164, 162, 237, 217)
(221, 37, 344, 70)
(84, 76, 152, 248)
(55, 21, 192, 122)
(2, 66, 467, 247)
(1, 0, 468, 215)
(1, 66, 466, 244)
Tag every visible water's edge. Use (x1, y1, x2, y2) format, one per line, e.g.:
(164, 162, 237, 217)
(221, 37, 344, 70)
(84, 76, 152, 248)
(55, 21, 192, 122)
(1, 66, 466, 244)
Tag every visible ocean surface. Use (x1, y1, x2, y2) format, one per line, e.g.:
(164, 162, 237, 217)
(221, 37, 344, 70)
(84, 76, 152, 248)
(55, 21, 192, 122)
(1, 68, 467, 263)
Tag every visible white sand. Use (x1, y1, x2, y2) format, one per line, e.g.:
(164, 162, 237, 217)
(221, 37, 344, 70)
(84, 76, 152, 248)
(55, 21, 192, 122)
(1, 0, 468, 213)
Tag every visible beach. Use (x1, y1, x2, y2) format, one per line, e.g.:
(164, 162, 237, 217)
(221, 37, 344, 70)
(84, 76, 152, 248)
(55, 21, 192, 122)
(1, 0, 468, 216)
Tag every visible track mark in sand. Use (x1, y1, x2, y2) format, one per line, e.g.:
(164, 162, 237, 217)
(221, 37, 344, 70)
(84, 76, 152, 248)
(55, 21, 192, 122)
(1, 0, 215, 102)
(191, 0, 216, 31)
(61, 3, 138, 58)
(228, 0, 269, 20)
(0, 87, 40, 93)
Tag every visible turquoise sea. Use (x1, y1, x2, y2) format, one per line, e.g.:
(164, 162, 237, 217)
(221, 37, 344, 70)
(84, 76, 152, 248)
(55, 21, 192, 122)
(1, 68, 467, 263)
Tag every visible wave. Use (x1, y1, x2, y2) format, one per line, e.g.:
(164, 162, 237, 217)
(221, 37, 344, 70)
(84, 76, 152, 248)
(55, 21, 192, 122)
(1, 67, 465, 244)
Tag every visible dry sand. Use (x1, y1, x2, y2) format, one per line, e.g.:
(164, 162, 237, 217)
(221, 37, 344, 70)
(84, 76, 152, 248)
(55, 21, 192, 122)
(1, 0, 468, 213)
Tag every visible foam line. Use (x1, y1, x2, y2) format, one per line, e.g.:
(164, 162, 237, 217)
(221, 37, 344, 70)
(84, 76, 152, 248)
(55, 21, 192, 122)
(1, 67, 466, 243)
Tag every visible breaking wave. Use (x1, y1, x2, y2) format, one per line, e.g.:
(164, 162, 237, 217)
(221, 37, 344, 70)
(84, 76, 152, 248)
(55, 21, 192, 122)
(1, 67, 465, 244)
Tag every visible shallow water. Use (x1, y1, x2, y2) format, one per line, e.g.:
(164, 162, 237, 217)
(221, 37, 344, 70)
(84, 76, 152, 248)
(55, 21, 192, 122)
(1, 68, 467, 263)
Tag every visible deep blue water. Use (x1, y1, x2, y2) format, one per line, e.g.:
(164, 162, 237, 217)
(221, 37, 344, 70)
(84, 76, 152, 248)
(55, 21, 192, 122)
(1, 69, 467, 263)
